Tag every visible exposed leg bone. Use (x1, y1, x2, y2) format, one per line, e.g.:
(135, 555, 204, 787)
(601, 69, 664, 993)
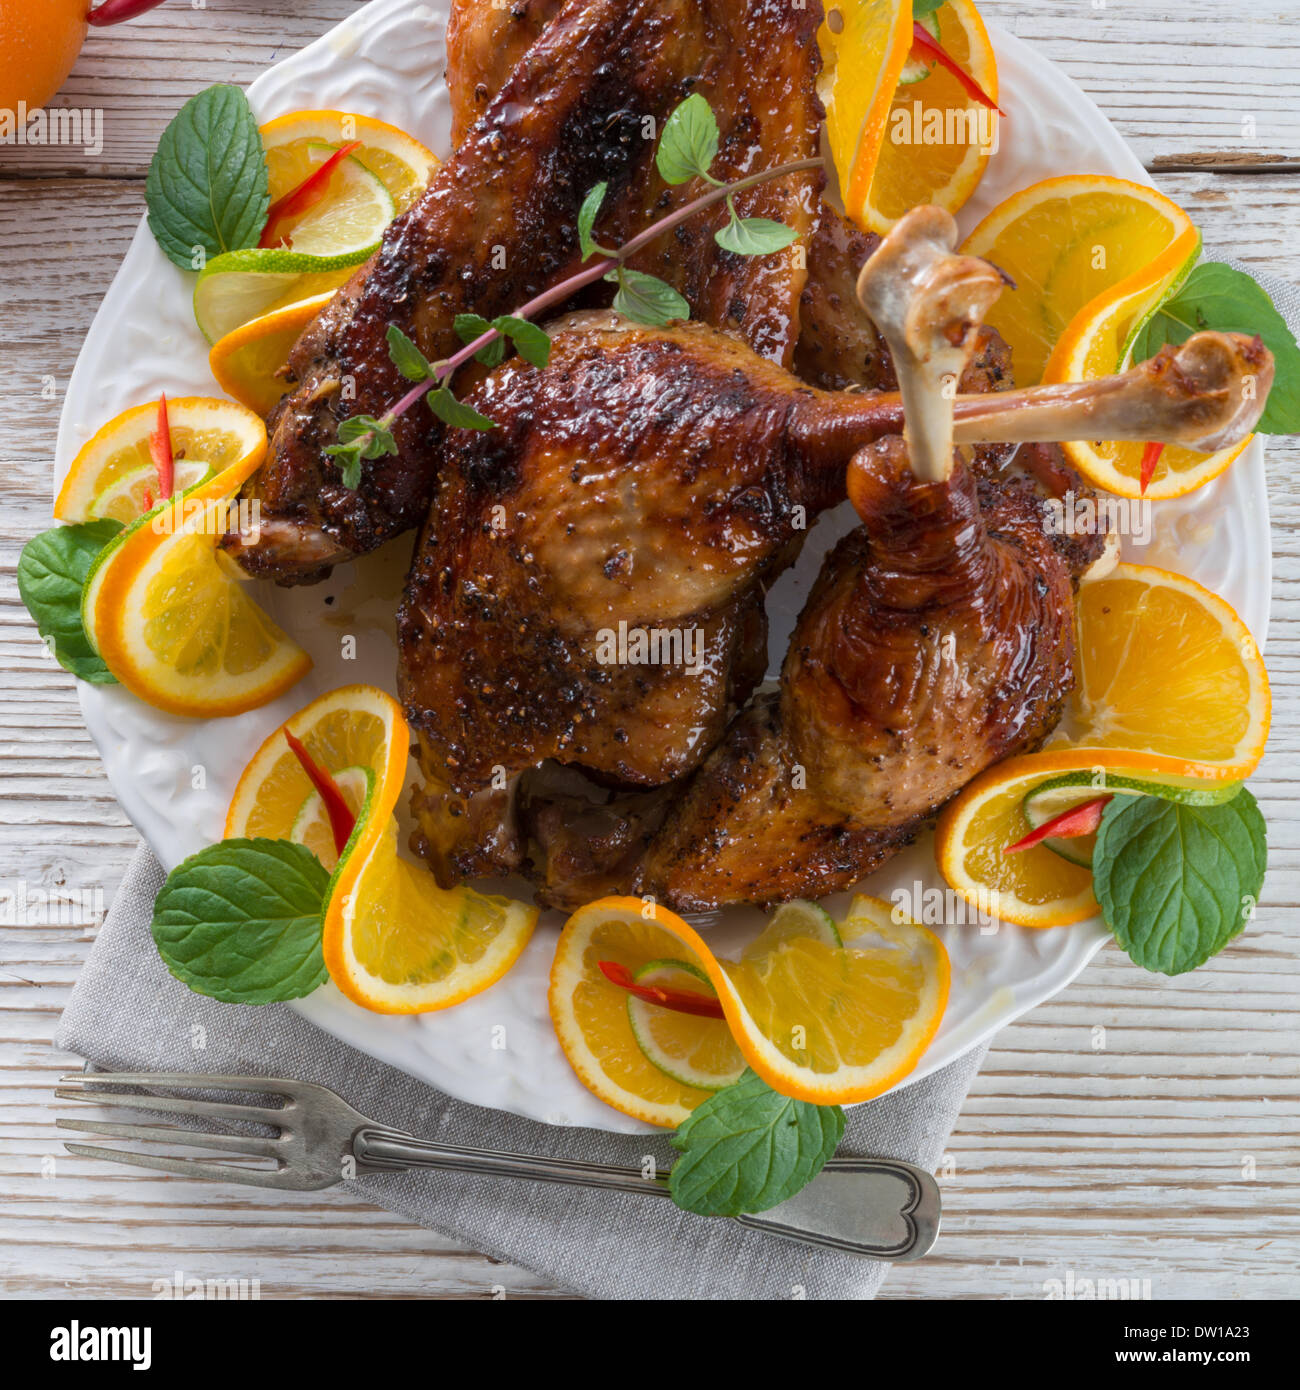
(856, 206, 1005, 481)
(952, 331, 1273, 451)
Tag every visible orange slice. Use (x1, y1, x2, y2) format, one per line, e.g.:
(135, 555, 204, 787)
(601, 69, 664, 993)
(208, 292, 336, 418)
(548, 895, 949, 1127)
(84, 449, 312, 719)
(860, 0, 999, 233)
(317, 691, 537, 1014)
(961, 175, 1197, 386)
(817, 0, 916, 220)
(1043, 234, 1252, 498)
(259, 109, 439, 216)
(225, 684, 399, 871)
(1049, 563, 1270, 780)
(937, 563, 1271, 926)
(54, 397, 266, 525)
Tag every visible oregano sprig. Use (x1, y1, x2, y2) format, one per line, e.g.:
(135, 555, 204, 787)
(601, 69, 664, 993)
(325, 94, 821, 488)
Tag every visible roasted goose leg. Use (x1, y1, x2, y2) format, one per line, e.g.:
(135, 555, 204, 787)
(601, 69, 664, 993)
(225, 0, 825, 584)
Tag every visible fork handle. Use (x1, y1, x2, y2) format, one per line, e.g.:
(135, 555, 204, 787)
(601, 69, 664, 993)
(353, 1127, 940, 1261)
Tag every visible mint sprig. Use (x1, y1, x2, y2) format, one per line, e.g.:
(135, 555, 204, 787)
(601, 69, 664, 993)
(1093, 788, 1267, 975)
(146, 85, 269, 270)
(669, 1069, 844, 1217)
(1127, 262, 1300, 435)
(324, 414, 399, 491)
(151, 838, 330, 1004)
(17, 520, 123, 683)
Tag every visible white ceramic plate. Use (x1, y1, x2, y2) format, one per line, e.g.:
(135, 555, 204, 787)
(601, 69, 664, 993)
(60, 0, 1271, 1133)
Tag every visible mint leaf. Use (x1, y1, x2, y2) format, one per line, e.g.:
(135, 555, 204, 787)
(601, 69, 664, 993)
(146, 84, 269, 270)
(577, 182, 608, 260)
(1093, 789, 1267, 975)
(607, 268, 690, 327)
(715, 215, 798, 257)
(427, 385, 497, 431)
(386, 324, 434, 381)
(454, 313, 507, 367)
(325, 416, 398, 490)
(1127, 262, 1300, 435)
(913, 0, 945, 15)
(495, 315, 552, 369)
(669, 1070, 844, 1217)
(151, 839, 330, 1004)
(656, 93, 720, 186)
(17, 521, 122, 683)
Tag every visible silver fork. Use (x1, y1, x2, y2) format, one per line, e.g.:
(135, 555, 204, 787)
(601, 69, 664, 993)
(56, 1071, 940, 1261)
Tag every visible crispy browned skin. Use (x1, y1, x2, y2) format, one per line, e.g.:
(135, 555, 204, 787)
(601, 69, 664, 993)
(446, 0, 559, 148)
(227, 0, 825, 583)
(637, 437, 1084, 908)
(398, 312, 920, 884)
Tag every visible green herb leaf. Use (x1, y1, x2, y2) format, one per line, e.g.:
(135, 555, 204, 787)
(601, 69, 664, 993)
(606, 267, 691, 327)
(151, 839, 330, 1004)
(145, 85, 269, 270)
(577, 182, 609, 260)
(913, 0, 945, 17)
(656, 93, 720, 186)
(17, 521, 123, 683)
(427, 385, 497, 432)
(325, 415, 398, 490)
(386, 324, 434, 382)
(669, 1069, 844, 1217)
(715, 215, 798, 257)
(1093, 788, 1267, 975)
(454, 313, 507, 367)
(1127, 262, 1300, 435)
(494, 315, 552, 369)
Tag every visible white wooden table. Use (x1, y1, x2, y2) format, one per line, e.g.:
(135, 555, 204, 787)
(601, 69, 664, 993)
(1, 0, 1296, 1299)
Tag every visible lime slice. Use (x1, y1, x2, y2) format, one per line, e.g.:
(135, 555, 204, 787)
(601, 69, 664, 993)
(627, 959, 744, 1091)
(274, 147, 395, 259)
(744, 900, 843, 959)
(1022, 771, 1242, 868)
(898, 11, 940, 84)
(194, 248, 367, 344)
(289, 765, 371, 868)
(1116, 231, 1203, 370)
(89, 458, 210, 525)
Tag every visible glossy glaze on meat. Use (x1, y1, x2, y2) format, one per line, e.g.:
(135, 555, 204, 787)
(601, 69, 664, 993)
(397, 311, 914, 884)
(638, 437, 1085, 908)
(225, 0, 825, 583)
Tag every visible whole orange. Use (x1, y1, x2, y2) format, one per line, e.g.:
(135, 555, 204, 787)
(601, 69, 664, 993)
(0, 0, 88, 113)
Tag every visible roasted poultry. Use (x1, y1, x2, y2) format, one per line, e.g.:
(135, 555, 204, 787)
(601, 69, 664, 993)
(398, 205, 1272, 907)
(225, 0, 825, 582)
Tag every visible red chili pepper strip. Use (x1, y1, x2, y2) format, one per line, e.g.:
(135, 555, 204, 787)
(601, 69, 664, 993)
(87, 0, 171, 26)
(911, 22, 1006, 116)
(598, 959, 726, 1019)
(283, 728, 356, 856)
(1139, 441, 1164, 495)
(1004, 795, 1112, 855)
(148, 393, 173, 501)
(259, 140, 363, 249)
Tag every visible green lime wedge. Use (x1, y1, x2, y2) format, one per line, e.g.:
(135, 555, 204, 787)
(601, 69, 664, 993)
(193, 248, 368, 344)
(1022, 770, 1241, 868)
(743, 900, 843, 960)
(898, 10, 941, 84)
(1116, 230, 1202, 370)
(626, 959, 743, 1091)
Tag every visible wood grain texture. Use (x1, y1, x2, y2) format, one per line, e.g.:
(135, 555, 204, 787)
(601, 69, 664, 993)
(1, 0, 1297, 1300)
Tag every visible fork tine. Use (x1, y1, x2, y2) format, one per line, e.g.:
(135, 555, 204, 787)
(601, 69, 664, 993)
(58, 1072, 297, 1099)
(56, 1087, 281, 1127)
(61, 1142, 304, 1189)
(55, 1116, 282, 1159)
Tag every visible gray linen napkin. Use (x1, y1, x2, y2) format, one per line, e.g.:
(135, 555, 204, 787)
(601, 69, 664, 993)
(57, 845, 986, 1300)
